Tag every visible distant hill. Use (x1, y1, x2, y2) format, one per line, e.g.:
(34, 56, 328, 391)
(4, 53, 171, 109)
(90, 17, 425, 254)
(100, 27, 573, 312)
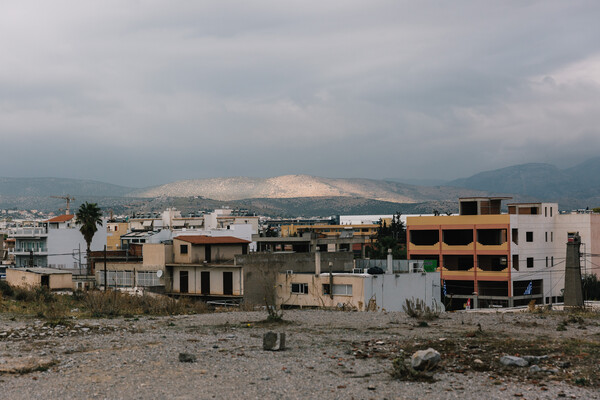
(448, 158, 600, 209)
(0, 177, 136, 197)
(129, 175, 486, 203)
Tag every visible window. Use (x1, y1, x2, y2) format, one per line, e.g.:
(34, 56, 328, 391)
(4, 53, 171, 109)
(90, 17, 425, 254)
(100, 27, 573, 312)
(550, 207, 553, 217)
(291, 283, 308, 294)
(180, 244, 188, 254)
(98, 271, 134, 287)
(546, 257, 548, 268)
(526, 232, 533, 242)
(551, 256, 554, 267)
(545, 232, 548, 242)
(551, 232, 553, 242)
(512, 229, 518, 244)
(512, 255, 519, 271)
(323, 284, 353, 296)
(527, 257, 534, 268)
(545, 207, 548, 217)
(137, 271, 161, 286)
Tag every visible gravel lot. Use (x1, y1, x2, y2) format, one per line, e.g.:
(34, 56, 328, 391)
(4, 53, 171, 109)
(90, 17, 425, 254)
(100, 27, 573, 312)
(1, 309, 599, 399)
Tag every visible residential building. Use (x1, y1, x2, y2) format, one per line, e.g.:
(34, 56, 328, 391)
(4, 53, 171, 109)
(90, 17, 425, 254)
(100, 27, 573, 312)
(406, 197, 600, 309)
(166, 235, 250, 298)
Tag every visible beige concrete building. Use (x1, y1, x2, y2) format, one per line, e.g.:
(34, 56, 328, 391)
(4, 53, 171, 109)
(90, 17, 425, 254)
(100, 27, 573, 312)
(167, 236, 250, 298)
(7, 268, 73, 290)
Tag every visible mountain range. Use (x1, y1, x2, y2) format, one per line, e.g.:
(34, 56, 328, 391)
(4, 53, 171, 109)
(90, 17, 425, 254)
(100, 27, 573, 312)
(1, 157, 599, 216)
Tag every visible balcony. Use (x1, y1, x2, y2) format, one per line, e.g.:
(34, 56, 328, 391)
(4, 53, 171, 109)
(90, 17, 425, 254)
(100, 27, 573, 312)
(9, 228, 48, 237)
(408, 243, 440, 252)
(441, 267, 475, 280)
(476, 267, 510, 280)
(476, 242, 508, 252)
(10, 248, 48, 256)
(441, 242, 474, 252)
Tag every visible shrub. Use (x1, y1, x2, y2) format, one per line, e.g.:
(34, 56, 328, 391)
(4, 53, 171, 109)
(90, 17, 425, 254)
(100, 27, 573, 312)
(0, 280, 14, 298)
(402, 298, 441, 320)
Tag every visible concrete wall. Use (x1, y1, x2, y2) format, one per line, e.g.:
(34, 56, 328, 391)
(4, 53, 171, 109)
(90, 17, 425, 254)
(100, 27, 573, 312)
(143, 243, 173, 268)
(236, 252, 354, 305)
(276, 273, 367, 309)
(363, 272, 441, 312)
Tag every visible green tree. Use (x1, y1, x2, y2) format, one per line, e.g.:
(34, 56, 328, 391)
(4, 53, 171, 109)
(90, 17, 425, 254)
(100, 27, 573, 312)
(366, 212, 406, 259)
(76, 202, 103, 275)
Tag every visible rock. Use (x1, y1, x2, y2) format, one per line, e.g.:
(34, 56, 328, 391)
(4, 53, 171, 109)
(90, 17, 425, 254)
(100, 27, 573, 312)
(474, 359, 484, 365)
(263, 331, 285, 351)
(263, 332, 277, 350)
(558, 361, 571, 368)
(499, 356, 528, 367)
(178, 353, 197, 363)
(411, 348, 441, 371)
(522, 355, 548, 364)
(529, 365, 541, 373)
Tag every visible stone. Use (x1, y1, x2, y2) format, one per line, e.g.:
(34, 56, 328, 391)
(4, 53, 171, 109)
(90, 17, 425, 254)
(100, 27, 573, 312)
(522, 355, 548, 364)
(529, 365, 542, 373)
(178, 353, 197, 363)
(263, 332, 278, 350)
(500, 356, 528, 367)
(411, 348, 441, 371)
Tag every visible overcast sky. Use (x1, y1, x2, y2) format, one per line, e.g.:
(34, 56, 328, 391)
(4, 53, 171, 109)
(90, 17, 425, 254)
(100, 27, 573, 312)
(1, 1, 600, 187)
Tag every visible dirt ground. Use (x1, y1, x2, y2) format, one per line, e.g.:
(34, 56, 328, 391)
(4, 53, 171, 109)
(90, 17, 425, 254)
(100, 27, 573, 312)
(0, 308, 599, 399)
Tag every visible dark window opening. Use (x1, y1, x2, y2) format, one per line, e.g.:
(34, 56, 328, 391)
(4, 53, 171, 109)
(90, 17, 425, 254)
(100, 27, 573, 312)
(291, 283, 308, 294)
(478, 281, 508, 296)
(477, 229, 507, 245)
(527, 257, 534, 268)
(410, 230, 439, 246)
(443, 229, 473, 246)
(180, 244, 188, 254)
(526, 232, 533, 242)
(443, 255, 474, 271)
(460, 201, 478, 215)
(477, 255, 508, 271)
(512, 229, 518, 244)
(512, 255, 519, 271)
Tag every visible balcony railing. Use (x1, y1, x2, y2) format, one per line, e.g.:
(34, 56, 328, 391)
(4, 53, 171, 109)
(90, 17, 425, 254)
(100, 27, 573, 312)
(9, 227, 48, 237)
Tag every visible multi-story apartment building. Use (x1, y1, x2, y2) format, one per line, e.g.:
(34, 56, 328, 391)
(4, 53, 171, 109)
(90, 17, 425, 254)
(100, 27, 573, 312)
(407, 197, 600, 308)
(9, 215, 107, 271)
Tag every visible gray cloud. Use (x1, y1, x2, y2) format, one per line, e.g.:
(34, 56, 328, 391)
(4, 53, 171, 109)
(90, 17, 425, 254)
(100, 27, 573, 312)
(1, 1, 600, 187)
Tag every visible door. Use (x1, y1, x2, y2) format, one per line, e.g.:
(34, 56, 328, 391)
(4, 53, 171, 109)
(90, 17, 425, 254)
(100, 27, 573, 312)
(41, 275, 50, 288)
(180, 271, 189, 293)
(201, 271, 210, 294)
(205, 245, 212, 263)
(223, 271, 233, 295)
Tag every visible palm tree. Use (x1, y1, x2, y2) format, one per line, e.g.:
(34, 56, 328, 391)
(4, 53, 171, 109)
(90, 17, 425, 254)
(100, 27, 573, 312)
(76, 202, 103, 275)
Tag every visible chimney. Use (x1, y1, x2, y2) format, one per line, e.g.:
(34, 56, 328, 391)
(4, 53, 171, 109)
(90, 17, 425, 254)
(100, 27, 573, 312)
(315, 249, 321, 276)
(387, 248, 393, 274)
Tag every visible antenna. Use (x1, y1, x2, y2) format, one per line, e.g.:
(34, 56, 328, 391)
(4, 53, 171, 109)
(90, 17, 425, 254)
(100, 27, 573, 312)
(50, 195, 76, 215)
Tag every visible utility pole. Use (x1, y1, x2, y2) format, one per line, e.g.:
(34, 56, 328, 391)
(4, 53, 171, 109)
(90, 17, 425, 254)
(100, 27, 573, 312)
(564, 232, 584, 307)
(104, 245, 107, 292)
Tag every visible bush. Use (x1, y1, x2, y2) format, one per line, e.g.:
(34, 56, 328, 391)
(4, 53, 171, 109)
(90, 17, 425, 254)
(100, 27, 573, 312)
(0, 280, 14, 298)
(402, 298, 441, 320)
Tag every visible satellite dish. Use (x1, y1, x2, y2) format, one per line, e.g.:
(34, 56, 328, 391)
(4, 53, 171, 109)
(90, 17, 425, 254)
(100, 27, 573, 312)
(156, 270, 163, 278)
